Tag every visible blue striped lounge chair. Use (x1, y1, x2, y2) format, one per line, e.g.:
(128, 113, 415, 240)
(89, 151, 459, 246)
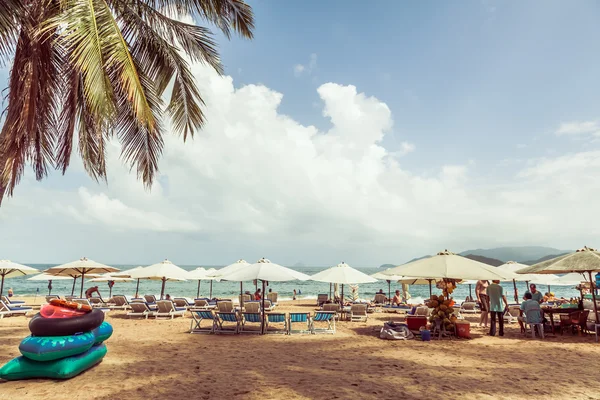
(312, 311, 336, 334)
(126, 302, 155, 319)
(266, 313, 287, 334)
(215, 312, 241, 334)
(241, 312, 263, 334)
(288, 312, 311, 334)
(0, 300, 32, 318)
(190, 310, 217, 334)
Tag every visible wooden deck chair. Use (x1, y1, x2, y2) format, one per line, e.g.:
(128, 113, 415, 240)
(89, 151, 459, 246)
(373, 294, 387, 305)
(190, 310, 217, 333)
(350, 304, 368, 322)
(217, 300, 234, 313)
(127, 302, 155, 319)
(215, 312, 241, 334)
(267, 292, 278, 305)
(266, 313, 287, 334)
(155, 300, 186, 319)
(311, 311, 336, 334)
(459, 301, 478, 314)
(244, 301, 261, 313)
(317, 294, 328, 306)
(192, 299, 214, 310)
(288, 312, 311, 334)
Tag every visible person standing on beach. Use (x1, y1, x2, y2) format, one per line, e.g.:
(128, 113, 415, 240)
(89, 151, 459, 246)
(476, 280, 489, 328)
(486, 280, 508, 336)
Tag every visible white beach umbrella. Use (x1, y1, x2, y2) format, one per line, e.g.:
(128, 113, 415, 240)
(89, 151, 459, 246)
(129, 259, 188, 299)
(110, 266, 145, 297)
(516, 246, 600, 325)
(383, 250, 518, 281)
(219, 258, 310, 333)
(311, 262, 377, 304)
(0, 261, 38, 296)
(44, 257, 119, 298)
(27, 273, 72, 295)
(188, 267, 218, 298)
(207, 260, 252, 299)
(553, 272, 590, 285)
(497, 261, 553, 302)
(88, 275, 134, 298)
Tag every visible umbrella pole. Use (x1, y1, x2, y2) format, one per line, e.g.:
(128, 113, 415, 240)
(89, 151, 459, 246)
(209, 280, 213, 299)
(197, 280, 201, 298)
(329, 283, 332, 300)
(135, 279, 140, 298)
(160, 277, 166, 300)
(547, 284, 551, 294)
(79, 272, 85, 298)
(341, 284, 344, 306)
(48, 280, 51, 295)
(513, 279, 519, 303)
(588, 271, 599, 326)
(387, 280, 391, 305)
(469, 284, 472, 301)
(261, 280, 266, 334)
(71, 277, 76, 296)
(0, 274, 4, 297)
(428, 280, 432, 297)
(109, 285, 113, 298)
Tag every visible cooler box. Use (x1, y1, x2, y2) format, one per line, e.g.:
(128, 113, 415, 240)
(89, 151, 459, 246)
(405, 316, 427, 331)
(456, 321, 471, 338)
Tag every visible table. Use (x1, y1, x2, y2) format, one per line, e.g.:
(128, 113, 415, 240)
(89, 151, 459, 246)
(541, 307, 580, 334)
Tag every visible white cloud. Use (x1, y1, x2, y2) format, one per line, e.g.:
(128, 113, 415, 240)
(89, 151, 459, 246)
(293, 53, 317, 77)
(556, 121, 600, 136)
(390, 142, 415, 157)
(3, 61, 600, 265)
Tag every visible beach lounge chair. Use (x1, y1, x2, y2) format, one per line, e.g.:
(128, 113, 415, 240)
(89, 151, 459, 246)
(45, 295, 60, 303)
(267, 292, 278, 305)
(266, 313, 287, 334)
(0, 300, 32, 318)
(350, 304, 368, 322)
(1, 295, 26, 306)
(217, 300, 234, 313)
(127, 302, 156, 319)
(239, 294, 252, 307)
(504, 305, 520, 324)
(317, 294, 328, 306)
(155, 300, 186, 319)
(65, 295, 76, 301)
(244, 301, 261, 313)
(311, 311, 336, 334)
(240, 312, 263, 334)
(262, 299, 276, 311)
(415, 306, 431, 317)
(460, 301, 478, 314)
(192, 299, 215, 310)
(373, 294, 387, 305)
(173, 298, 194, 310)
(88, 297, 108, 308)
(288, 312, 311, 334)
(215, 312, 241, 334)
(144, 294, 157, 304)
(73, 298, 110, 314)
(451, 307, 463, 320)
(108, 295, 131, 310)
(190, 310, 217, 333)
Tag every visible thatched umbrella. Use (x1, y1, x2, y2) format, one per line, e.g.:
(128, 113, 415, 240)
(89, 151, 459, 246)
(516, 246, 600, 325)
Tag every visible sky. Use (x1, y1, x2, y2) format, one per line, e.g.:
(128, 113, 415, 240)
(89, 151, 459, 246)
(2, 0, 600, 266)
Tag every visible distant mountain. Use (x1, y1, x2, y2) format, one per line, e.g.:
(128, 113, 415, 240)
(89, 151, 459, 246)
(379, 264, 396, 269)
(521, 253, 569, 266)
(458, 246, 571, 263)
(292, 262, 306, 268)
(463, 254, 504, 266)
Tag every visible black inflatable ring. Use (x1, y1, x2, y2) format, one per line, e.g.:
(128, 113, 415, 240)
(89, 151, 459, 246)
(29, 309, 105, 336)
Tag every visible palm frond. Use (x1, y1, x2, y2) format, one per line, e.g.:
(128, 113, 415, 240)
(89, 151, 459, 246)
(0, 0, 24, 65)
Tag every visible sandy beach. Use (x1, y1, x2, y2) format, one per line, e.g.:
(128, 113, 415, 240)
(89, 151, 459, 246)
(1, 299, 600, 400)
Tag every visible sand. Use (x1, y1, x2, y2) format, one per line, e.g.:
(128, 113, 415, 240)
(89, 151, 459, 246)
(1, 299, 600, 400)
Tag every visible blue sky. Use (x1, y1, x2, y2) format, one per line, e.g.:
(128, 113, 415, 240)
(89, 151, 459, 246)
(2, 1, 600, 266)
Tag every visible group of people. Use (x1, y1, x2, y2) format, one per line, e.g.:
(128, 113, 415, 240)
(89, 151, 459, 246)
(475, 280, 548, 337)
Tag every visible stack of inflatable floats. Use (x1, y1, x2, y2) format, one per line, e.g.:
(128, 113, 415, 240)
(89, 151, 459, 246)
(0, 299, 112, 380)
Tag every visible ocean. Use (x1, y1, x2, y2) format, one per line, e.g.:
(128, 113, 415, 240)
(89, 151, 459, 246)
(5, 264, 584, 303)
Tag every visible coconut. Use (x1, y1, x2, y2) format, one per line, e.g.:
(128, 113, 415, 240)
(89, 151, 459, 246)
(440, 304, 447, 311)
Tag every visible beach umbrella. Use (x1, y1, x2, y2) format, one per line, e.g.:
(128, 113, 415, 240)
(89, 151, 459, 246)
(208, 259, 252, 300)
(383, 250, 518, 282)
(311, 262, 377, 305)
(497, 261, 561, 301)
(0, 261, 38, 297)
(27, 273, 72, 295)
(111, 266, 145, 297)
(553, 272, 590, 285)
(219, 258, 310, 333)
(188, 267, 218, 298)
(515, 246, 600, 326)
(129, 260, 188, 300)
(88, 275, 134, 298)
(44, 257, 119, 298)
(397, 277, 440, 297)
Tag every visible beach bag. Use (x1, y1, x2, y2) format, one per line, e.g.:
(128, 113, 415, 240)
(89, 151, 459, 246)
(379, 326, 414, 340)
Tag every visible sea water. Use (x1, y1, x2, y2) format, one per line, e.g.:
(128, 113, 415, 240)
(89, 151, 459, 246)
(7, 264, 582, 303)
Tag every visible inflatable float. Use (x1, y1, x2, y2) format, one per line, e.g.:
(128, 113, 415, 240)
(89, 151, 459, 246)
(0, 301, 112, 381)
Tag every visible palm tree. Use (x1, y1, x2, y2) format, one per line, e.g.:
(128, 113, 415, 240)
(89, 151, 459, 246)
(0, 0, 253, 204)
